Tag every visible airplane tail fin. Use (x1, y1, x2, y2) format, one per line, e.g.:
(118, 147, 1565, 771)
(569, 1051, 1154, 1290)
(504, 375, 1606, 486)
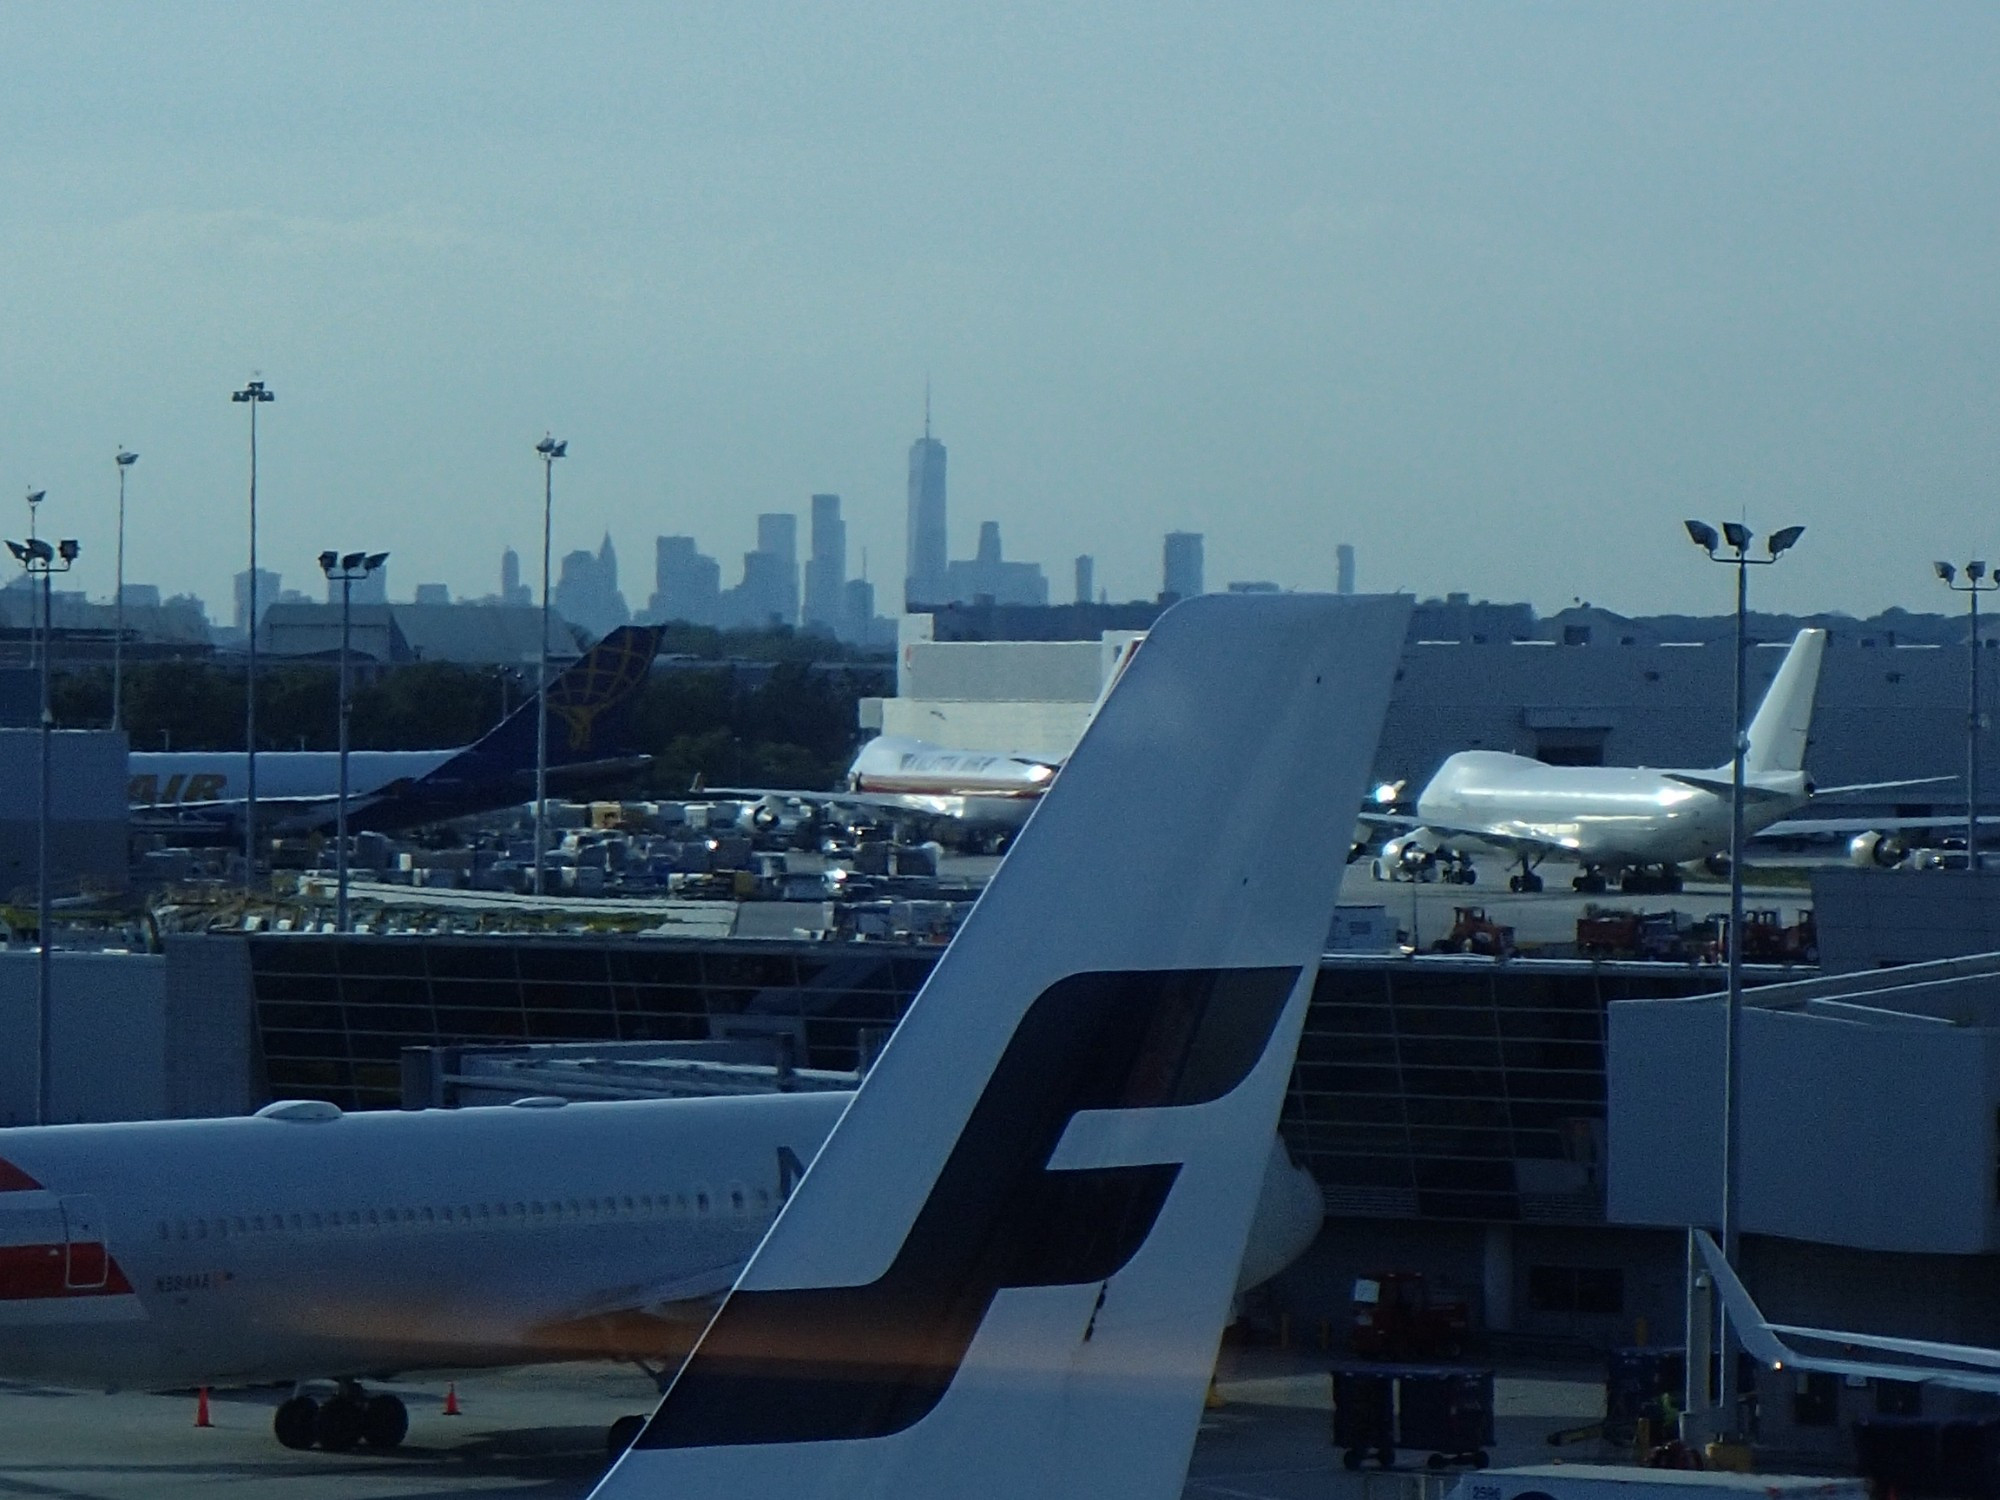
(591, 593, 1410, 1500)
(443, 625, 663, 780)
(1740, 628, 1826, 777)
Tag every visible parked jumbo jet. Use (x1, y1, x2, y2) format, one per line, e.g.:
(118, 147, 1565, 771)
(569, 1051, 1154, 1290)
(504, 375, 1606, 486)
(126, 625, 664, 835)
(1366, 629, 1943, 895)
(0, 593, 1412, 1486)
(594, 592, 1410, 1500)
(0, 1094, 1325, 1451)
(713, 637, 1143, 851)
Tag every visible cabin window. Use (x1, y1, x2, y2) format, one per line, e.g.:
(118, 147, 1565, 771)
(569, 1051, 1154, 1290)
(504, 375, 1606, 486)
(696, 1192, 711, 1216)
(421, 1207, 434, 1223)
(621, 1196, 635, 1214)
(730, 1187, 746, 1216)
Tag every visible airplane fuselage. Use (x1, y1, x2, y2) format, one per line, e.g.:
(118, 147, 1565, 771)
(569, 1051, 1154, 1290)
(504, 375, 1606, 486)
(128, 750, 454, 811)
(1416, 750, 1809, 869)
(0, 1092, 1322, 1392)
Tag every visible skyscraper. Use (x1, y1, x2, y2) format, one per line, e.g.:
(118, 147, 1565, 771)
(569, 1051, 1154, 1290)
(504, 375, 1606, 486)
(803, 494, 846, 634)
(904, 397, 947, 609)
(500, 547, 532, 607)
(1336, 543, 1356, 596)
(234, 567, 281, 633)
(1074, 555, 1094, 606)
(756, 512, 799, 626)
(1163, 532, 1204, 602)
(942, 520, 1049, 606)
(650, 536, 721, 626)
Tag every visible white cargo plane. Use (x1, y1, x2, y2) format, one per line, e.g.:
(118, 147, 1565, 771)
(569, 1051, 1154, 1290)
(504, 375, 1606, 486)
(0, 1093, 1322, 1451)
(593, 592, 1410, 1500)
(1368, 629, 1941, 895)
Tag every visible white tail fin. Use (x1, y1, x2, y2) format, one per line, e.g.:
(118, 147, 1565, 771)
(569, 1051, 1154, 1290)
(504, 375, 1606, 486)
(1740, 628, 1826, 776)
(592, 593, 1410, 1500)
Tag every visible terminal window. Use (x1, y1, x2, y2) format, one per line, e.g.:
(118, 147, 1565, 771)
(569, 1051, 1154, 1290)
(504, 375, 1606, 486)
(1527, 1264, 1623, 1316)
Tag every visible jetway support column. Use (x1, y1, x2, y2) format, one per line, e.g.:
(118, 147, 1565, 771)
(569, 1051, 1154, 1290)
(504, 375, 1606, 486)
(1482, 1223, 1513, 1332)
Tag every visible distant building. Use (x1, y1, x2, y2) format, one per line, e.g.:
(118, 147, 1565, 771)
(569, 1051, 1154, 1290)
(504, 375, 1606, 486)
(233, 568, 281, 633)
(942, 521, 1049, 607)
(552, 533, 631, 637)
(905, 415, 948, 608)
(649, 535, 721, 626)
(758, 513, 799, 626)
(1337, 543, 1356, 596)
(1074, 555, 1094, 606)
(118, 583, 161, 609)
(803, 493, 846, 635)
(1162, 532, 1203, 601)
(413, 583, 451, 606)
(1226, 581, 1280, 594)
(499, 548, 532, 608)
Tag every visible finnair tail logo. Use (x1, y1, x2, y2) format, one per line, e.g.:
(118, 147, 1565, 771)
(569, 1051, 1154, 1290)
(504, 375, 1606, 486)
(636, 964, 1300, 1451)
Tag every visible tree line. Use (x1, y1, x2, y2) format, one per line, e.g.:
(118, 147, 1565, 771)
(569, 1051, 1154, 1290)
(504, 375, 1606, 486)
(51, 627, 890, 794)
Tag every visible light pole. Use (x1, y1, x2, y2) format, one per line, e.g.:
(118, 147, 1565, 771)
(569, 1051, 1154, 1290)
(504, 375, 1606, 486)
(319, 549, 388, 933)
(112, 450, 137, 734)
(1935, 561, 1996, 872)
(1683, 517, 1803, 1436)
(7, 524, 79, 1126)
(231, 378, 274, 899)
(532, 434, 566, 896)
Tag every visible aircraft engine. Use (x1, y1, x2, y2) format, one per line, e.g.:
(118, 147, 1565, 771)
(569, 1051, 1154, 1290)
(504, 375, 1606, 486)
(1848, 830, 1908, 869)
(1703, 852, 1731, 879)
(1373, 832, 1435, 881)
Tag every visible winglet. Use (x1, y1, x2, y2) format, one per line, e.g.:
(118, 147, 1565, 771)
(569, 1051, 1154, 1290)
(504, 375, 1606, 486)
(1692, 1229, 1793, 1368)
(591, 594, 1410, 1500)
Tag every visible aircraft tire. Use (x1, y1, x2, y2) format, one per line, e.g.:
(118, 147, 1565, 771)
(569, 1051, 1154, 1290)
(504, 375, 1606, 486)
(361, 1393, 408, 1449)
(273, 1395, 319, 1450)
(315, 1395, 366, 1452)
(607, 1413, 647, 1454)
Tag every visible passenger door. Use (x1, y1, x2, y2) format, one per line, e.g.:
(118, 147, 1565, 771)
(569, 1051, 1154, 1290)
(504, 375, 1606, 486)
(60, 1195, 108, 1290)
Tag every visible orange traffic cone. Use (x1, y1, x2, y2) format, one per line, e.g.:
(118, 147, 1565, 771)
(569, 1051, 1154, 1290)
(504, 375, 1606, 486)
(195, 1387, 213, 1428)
(443, 1382, 461, 1416)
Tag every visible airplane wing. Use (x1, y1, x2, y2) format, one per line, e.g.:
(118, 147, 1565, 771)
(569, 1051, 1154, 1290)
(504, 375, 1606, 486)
(1661, 773, 1797, 803)
(1811, 776, 1957, 798)
(1694, 1229, 2000, 1393)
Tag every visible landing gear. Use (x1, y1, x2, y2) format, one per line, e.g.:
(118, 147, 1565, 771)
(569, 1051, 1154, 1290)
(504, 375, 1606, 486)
(1573, 870, 1609, 895)
(271, 1384, 407, 1452)
(1507, 856, 1544, 894)
(273, 1395, 318, 1450)
(608, 1413, 648, 1455)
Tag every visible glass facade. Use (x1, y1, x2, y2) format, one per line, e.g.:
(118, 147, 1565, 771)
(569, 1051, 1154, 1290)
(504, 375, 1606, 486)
(248, 937, 1736, 1225)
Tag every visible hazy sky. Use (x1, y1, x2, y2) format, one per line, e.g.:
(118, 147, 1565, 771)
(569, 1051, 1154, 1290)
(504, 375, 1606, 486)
(1, 2, 1996, 620)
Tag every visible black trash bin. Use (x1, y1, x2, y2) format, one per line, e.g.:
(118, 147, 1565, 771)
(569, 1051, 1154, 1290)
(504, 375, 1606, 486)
(1331, 1367, 1397, 1470)
(1398, 1367, 1495, 1468)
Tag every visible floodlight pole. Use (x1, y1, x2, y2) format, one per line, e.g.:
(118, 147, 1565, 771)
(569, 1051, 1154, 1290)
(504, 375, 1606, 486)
(320, 551, 385, 933)
(232, 380, 274, 902)
(1686, 519, 1801, 1438)
(533, 436, 566, 897)
(9, 526, 78, 1125)
(112, 451, 137, 733)
(1936, 563, 1996, 873)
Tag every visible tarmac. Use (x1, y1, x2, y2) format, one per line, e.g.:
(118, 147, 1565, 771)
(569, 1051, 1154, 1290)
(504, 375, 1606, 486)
(0, 1355, 1608, 1500)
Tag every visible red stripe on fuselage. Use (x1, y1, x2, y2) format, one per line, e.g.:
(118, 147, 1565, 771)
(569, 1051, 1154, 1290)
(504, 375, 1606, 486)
(0, 1158, 43, 1192)
(0, 1244, 133, 1300)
